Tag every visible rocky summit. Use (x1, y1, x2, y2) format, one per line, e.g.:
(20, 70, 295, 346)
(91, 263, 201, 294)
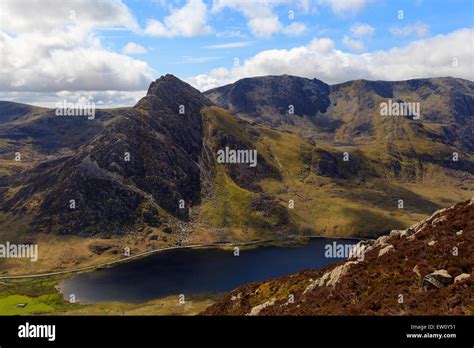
(0, 75, 212, 235)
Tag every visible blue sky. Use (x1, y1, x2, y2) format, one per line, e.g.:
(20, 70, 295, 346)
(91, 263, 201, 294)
(98, 0, 473, 78)
(0, 0, 473, 106)
(90, 0, 474, 78)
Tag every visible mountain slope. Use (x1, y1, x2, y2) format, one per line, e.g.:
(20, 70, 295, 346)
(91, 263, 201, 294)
(0, 74, 472, 266)
(0, 75, 212, 236)
(202, 198, 474, 315)
(0, 101, 125, 177)
(205, 76, 473, 141)
(0, 75, 292, 242)
(205, 75, 331, 129)
(205, 75, 474, 192)
(205, 76, 474, 155)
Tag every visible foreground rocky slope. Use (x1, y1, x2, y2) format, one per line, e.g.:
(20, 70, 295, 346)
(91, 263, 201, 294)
(202, 198, 473, 315)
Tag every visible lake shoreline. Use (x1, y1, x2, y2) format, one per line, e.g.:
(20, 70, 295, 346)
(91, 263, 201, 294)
(59, 237, 363, 304)
(0, 234, 371, 280)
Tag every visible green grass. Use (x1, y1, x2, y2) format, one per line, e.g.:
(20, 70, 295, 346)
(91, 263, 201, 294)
(0, 294, 57, 315)
(0, 275, 218, 316)
(200, 169, 254, 231)
(199, 105, 471, 238)
(0, 276, 78, 315)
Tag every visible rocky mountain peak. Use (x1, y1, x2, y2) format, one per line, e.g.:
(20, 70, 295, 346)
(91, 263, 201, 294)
(204, 74, 331, 119)
(136, 74, 211, 117)
(146, 74, 193, 96)
(144, 74, 208, 104)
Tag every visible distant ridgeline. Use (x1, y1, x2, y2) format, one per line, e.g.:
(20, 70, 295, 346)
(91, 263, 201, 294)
(0, 74, 472, 244)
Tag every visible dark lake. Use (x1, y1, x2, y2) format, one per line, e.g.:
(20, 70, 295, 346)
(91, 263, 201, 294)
(60, 238, 357, 304)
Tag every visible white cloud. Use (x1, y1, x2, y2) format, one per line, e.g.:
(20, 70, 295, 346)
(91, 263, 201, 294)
(390, 22, 430, 37)
(186, 67, 231, 91)
(350, 23, 374, 37)
(248, 18, 306, 38)
(122, 42, 148, 54)
(0, 30, 154, 92)
(343, 23, 374, 52)
(316, 0, 369, 14)
(205, 41, 253, 49)
(0, 0, 137, 33)
(144, 0, 212, 37)
(212, 0, 370, 18)
(211, 1, 307, 38)
(0, 0, 155, 96)
(342, 35, 365, 52)
(283, 22, 307, 36)
(248, 16, 282, 38)
(186, 29, 474, 91)
(144, 20, 168, 36)
(0, 90, 147, 108)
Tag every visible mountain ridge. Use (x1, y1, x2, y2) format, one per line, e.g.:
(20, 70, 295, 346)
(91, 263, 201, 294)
(0, 74, 472, 258)
(0, 75, 213, 236)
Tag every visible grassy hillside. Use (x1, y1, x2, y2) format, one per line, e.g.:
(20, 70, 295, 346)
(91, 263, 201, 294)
(198, 106, 472, 239)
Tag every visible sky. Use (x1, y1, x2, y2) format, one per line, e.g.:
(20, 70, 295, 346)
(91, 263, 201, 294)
(0, 0, 473, 107)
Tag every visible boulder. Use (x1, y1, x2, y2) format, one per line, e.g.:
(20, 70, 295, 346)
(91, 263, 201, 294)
(389, 230, 404, 239)
(378, 244, 395, 257)
(231, 293, 242, 301)
(88, 242, 113, 255)
(304, 261, 359, 292)
(431, 215, 447, 226)
(423, 270, 453, 289)
(374, 235, 390, 248)
(454, 273, 470, 283)
(247, 298, 276, 316)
